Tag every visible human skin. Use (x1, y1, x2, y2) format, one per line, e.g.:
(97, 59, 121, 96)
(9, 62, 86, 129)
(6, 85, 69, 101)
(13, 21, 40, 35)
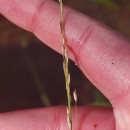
(0, 0, 130, 129)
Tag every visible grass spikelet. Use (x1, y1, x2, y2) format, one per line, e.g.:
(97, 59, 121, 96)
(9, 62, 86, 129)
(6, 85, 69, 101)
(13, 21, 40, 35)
(59, 0, 72, 130)
(73, 89, 78, 129)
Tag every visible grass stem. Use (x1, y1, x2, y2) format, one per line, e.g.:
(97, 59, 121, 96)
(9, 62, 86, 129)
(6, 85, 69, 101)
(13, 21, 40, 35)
(59, 0, 72, 130)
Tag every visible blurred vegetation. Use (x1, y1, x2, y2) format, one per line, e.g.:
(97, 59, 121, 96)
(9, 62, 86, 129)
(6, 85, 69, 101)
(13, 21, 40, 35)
(91, 0, 116, 8)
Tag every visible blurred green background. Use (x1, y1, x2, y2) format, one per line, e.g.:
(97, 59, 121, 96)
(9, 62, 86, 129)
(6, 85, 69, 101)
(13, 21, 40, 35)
(0, 0, 130, 112)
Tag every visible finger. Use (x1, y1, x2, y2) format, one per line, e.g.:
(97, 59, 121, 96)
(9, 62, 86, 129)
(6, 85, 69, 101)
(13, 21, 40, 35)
(0, 106, 115, 130)
(1, 0, 130, 124)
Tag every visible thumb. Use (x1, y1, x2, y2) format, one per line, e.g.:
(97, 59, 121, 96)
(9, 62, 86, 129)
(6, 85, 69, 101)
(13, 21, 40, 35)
(0, 107, 114, 130)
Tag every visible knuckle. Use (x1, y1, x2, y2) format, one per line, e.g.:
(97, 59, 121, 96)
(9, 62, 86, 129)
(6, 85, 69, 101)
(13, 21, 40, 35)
(70, 24, 94, 57)
(28, 0, 48, 32)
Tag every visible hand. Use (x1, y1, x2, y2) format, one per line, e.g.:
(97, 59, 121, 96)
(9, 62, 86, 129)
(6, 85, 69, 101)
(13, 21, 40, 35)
(0, 0, 130, 129)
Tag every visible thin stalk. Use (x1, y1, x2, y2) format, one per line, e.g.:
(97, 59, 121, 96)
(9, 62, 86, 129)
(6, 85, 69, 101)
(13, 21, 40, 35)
(59, 0, 72, 130)
(20, 40, 51, 107)
(73, 89, 78, 130)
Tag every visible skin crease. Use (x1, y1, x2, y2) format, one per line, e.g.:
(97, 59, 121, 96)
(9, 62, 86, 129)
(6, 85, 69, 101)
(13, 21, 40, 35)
(0, 0, 130, 129)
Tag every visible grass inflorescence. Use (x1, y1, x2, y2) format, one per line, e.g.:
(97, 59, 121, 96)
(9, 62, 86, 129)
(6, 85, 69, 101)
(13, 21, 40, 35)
(59, 0, 72, 130)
